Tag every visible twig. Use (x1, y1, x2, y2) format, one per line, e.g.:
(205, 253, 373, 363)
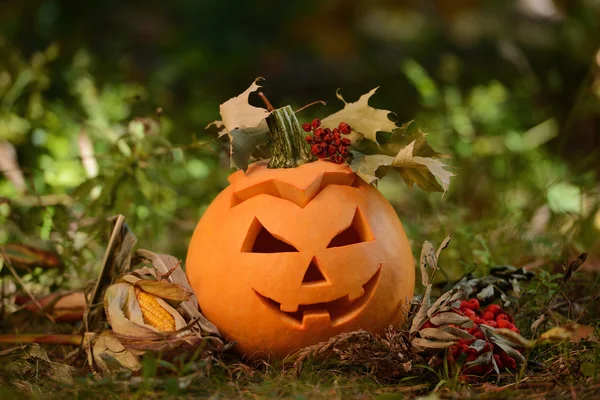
(0, 333, 82, 345)
(258, 92, 275, 111)
(159, 259, 181, 280)
(0, 252, 56, 323)
(295, 100, 326, 113)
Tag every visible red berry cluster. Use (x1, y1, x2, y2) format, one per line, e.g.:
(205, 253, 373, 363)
(423, 298, 521, 377)
(303, 119, 352, 164)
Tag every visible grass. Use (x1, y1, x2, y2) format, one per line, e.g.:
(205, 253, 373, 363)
(2, 188, 600, 399)
(2, 246, 600, 399)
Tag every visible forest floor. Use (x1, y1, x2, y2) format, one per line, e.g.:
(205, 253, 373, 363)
(2, 246, 600, 400)
(2, 202, 600, 399)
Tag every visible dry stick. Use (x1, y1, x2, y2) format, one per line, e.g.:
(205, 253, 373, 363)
(159, 259, 181, 280)
(295, 100, 326, 114)
(0, 333, 82, 346)
(258, 92, 275, 112)
(0, 252, 56, 324)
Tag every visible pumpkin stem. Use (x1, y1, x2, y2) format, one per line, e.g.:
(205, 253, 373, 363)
(266, 105, 314, 169)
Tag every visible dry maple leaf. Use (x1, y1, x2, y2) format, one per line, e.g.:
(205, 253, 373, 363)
(321, 87, 397, 144)
(207, 77, 271, 170)
(206, 77, 270, 138)
(350, 139, 453, 192)
(349, 121, 453, 192)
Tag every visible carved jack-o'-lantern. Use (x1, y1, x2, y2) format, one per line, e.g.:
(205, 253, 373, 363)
(186, 158, 415, 359)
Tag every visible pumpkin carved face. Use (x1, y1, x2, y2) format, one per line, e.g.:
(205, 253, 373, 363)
(186, 160, 415, 359)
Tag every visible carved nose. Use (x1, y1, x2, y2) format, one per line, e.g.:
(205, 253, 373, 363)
(302, 257, 327, 285)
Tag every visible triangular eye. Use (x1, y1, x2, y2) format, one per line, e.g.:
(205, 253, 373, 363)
(241, 218, 299, 253)
(327, 207, 374, 248)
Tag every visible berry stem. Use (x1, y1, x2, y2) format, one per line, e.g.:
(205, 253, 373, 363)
(295, 100, 326, 113)
(266, 105, 314, 168)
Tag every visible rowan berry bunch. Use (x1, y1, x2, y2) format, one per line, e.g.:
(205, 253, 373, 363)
(423, 298, 521, 377)
(302, 118, 352, 164)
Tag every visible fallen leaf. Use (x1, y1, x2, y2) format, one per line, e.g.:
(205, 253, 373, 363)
(464, 351, 492, 369)
(321, 87, 397, 144)
(0, 243, 61, 269)
(479, 325, 526, 364)
(563, 252, 587, 282)
(494, 328, 534, 349)
(15, 291, 86, 322)
(93, 331, 142, 374)
(430, 312, 474, 327)
(412, 337, 456, 350)
(428, 287, 462, 317)
(536, 323, 595, 344)
(442, 326, 475, 340)
(530, 314, 546, 333)
(419, 328, 460, 342)
(468, 339, 487, 352)
(410, 285, 432, 334)
(476, 284, 495, 301)
(0, 344, 77, 384)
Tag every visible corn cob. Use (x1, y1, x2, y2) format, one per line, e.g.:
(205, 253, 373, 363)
(135, 288, 176, 332)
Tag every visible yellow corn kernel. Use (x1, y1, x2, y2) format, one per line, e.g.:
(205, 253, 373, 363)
(135, 289, 176, 332)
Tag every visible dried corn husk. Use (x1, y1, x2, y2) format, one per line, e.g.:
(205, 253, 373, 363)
(98, 262, 224, 374)
(104, 282, 188, 338)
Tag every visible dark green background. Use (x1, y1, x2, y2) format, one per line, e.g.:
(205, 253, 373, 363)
(1, 0, 599, 287)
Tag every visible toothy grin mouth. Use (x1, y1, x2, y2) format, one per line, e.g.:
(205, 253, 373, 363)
(253, 266, 381, 327)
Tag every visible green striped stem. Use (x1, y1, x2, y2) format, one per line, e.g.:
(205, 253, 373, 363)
(266, 105, 313, 168)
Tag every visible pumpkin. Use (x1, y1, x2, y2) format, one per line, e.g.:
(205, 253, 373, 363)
(186, 159, 415, 359)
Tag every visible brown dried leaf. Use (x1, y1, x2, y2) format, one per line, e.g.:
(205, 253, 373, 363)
(410, 284, 432, 335)
(442, 326, 475, 340)
(350, 131, 453, 192)
(530, 314, 546, 333)
(16, 291, 86, 323)
(436, 235, 452, 259)
(321, 87, 397, 144)
(494, 328, 534, 349)
(93, 331, 142, 374)
(134, 249, 221, 336)
(0, 344, 77, 384)
(0, 243, 61, 269)
(428, 287, 463, 318)
(119, 274, 191, 304)
(430, 312, 474, 328)
(135, 280, 191, 303)
(412, 337, 456, 350)
(83, 215, 137, 333)
(419, 241, 435, 286)
(479, 325, 526, 364)
(419, 328, 460, 342)
(536, 323, 595, 345)
(208, 77, 270, 138)
(563, 253, 587, 282)
(464, 351, 492, 368)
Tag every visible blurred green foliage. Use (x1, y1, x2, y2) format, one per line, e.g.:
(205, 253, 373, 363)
(1, 0, 600, 292)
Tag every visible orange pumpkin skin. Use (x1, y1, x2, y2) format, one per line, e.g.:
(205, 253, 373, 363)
(186, 160, 414, 359)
